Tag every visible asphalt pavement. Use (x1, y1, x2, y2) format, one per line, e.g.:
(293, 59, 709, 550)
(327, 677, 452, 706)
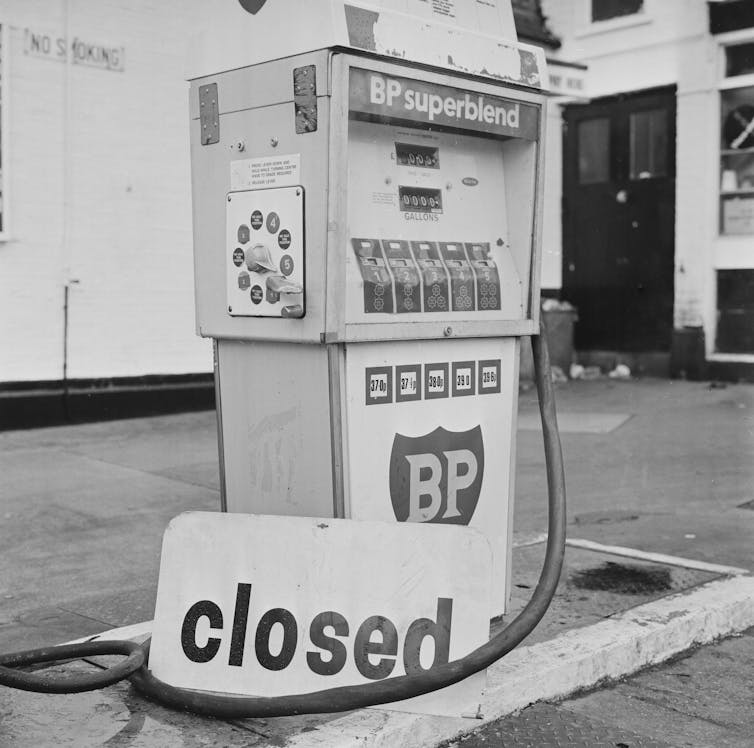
(0, 375, 752, 746)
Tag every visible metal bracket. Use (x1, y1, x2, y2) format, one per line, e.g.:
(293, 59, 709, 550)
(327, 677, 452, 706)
(293, 65, 317, 134)
(199, 83, 220, 146)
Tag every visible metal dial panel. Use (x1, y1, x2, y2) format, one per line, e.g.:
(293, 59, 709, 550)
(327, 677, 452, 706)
(226, 186, 305, 318)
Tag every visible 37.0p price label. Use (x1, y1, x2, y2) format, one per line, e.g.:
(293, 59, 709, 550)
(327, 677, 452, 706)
(365, 367, 393, 405)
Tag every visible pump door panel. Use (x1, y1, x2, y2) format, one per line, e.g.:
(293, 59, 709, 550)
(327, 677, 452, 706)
(345, 121, 523, 325)
(226, 186, 305, 318)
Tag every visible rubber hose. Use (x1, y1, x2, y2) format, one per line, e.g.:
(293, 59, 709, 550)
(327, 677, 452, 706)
(129, 320, 566, 718)
(0, 640, 145, 694)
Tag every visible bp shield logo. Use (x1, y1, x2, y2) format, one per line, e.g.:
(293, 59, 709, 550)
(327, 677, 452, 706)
(238, 0, 268, 14)
(389, 426, 484, 525)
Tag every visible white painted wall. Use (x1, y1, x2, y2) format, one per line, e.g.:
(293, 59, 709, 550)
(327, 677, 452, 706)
(0, 0, 213, 382)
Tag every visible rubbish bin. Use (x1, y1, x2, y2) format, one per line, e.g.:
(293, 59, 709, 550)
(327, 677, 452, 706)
(542, 300, 578, 374)
(670, 325, 707, 381)
(520, 300, 578, 380)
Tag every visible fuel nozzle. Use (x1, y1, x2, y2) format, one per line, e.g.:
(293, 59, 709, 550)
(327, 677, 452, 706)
(246, 244, 278, 273)
(266, 276, 303, 295)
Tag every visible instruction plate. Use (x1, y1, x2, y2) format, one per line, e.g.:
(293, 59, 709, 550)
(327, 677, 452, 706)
(230, 154, 301, 190)
(226, 186, 305, 318)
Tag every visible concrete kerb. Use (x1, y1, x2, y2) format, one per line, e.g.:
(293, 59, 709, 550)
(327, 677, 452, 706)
(73, 546, 754, 748)
(565, 538, 750, 576)
(279, 572, 754, 748)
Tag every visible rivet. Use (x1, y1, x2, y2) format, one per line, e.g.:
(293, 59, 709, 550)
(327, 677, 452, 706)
(443, 326, 452, 337)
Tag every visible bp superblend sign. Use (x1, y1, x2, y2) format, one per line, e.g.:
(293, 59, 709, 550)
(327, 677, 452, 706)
(149, 513, 492, 717)
(349, 68, 539, 140)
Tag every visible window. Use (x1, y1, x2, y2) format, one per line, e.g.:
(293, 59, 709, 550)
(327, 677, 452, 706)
(578, 117, 610, 184)
(629, 109, 668, 180)
(725, 42, 754, 78)
(717, 270, 754, 352)
(592, 0, 643, 23)
(720, 43, 754, 234)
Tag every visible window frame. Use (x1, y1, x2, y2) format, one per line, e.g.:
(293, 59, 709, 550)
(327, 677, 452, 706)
(576, 115, 611, 185)
(575, 0, 651, 38)
(718, 33, 754, 237)
(628, 107, 669, 182)
(591, 0, 644, 25)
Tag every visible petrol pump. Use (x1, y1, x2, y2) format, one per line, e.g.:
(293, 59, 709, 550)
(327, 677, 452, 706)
(189, 0, 548, 617)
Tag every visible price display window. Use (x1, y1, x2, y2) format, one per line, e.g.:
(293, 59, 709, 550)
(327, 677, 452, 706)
(720, 44, 754, 235)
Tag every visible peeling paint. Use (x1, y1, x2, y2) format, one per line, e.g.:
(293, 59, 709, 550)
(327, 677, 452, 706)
(343, 2, 547, 90)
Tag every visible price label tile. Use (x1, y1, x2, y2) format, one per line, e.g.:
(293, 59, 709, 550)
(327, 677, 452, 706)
(396, 364, 421, 403)
(478, 359, 501, 394)
(365, 367, 393, 405)
(424, 363, 449, 400)
(452, 361, 476, 397)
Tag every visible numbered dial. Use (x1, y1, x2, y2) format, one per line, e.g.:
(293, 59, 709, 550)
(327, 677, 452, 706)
(227, 186, 305, 318)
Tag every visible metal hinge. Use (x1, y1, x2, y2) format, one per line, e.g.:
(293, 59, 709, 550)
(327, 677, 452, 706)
(293, 65, 317, 134)
(199, 83, 220, 146)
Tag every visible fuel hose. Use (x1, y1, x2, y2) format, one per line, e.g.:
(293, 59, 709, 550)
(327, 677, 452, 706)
(0, 319, 566, 718)
(0, 640, 144, 694)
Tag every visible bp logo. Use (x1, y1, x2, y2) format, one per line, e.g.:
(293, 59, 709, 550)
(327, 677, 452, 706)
(389, 426, 484, 525)
(238, 0, 268, 14)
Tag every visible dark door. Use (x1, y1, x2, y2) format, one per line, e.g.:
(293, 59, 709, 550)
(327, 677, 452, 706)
(563, 86, 676, 351)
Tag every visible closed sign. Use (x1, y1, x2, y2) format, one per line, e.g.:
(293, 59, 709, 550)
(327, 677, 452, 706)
(149, 513, 492, 716)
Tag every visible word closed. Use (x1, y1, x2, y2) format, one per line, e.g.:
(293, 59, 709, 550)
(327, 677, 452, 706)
(181, 583, 453, 679)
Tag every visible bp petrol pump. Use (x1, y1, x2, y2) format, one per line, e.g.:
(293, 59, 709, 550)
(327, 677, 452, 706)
(0, 0, 566, 718)
(191, 0, 549, 618)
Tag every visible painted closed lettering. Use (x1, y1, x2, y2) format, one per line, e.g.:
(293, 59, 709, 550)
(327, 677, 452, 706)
(181, 584, 454, 679)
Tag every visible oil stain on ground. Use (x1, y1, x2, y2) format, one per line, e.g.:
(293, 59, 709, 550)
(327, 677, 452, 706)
(570, 562, 672, 595)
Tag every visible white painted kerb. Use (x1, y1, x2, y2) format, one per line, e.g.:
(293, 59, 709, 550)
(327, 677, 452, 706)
(281, 573, 754, 748)
(74, 567, 754, 748)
